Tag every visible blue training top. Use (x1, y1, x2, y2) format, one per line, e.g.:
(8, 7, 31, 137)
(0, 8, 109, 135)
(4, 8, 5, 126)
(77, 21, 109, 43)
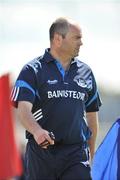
(11, 48, 102, 144)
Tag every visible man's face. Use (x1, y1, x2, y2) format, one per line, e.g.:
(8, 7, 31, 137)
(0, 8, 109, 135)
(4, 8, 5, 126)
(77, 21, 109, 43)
(60, 25, 83, 58)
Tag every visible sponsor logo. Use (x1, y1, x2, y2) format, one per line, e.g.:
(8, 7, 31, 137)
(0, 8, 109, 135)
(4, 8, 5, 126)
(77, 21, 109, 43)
(47, 90, 85, 101)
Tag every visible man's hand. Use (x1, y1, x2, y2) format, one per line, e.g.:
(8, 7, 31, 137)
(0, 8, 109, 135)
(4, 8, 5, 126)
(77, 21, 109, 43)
(40, 132, 55, 148)
(33, 128, 55, 149)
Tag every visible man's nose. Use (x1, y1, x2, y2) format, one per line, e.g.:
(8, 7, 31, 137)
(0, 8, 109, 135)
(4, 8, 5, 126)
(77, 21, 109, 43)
(80, 40, 83, 46)
(78, 40, 83, 47)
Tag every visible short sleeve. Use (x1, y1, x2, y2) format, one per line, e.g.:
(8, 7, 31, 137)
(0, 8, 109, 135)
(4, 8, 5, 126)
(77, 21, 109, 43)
(85, 71, 102, 112)
(11, 65, 37, 107)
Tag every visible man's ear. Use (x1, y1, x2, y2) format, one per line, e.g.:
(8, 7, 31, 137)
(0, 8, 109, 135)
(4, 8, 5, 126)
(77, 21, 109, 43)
(54, 33, 63, 47)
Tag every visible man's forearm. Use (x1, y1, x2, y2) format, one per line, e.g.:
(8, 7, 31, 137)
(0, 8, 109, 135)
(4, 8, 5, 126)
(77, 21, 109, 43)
(86, 112, 99, 160)
(17, 101, 42, 135)
(17, 101, 54, 147)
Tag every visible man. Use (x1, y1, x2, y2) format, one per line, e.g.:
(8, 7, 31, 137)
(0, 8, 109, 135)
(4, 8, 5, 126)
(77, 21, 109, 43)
(11, 17, 101, 180)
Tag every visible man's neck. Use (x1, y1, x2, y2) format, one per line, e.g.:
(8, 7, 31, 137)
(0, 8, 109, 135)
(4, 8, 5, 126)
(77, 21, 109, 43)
(50, 48, 72, 70)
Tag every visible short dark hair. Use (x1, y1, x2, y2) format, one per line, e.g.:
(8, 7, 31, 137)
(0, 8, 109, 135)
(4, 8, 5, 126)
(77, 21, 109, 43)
(49, 18, 70, 41)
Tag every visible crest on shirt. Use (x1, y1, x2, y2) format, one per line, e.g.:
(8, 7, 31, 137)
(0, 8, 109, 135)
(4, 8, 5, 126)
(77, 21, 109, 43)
(73, 76, 87, 88)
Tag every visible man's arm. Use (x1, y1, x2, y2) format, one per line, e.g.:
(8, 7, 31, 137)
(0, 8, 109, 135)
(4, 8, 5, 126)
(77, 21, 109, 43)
(86, 112, 99, 160)
(17, 101, 54, 148)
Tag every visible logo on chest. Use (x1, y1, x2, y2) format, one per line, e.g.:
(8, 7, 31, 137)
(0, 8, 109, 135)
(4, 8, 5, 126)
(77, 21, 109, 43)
(73, 76, 87, 88)
(47, 79, 58, 85)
